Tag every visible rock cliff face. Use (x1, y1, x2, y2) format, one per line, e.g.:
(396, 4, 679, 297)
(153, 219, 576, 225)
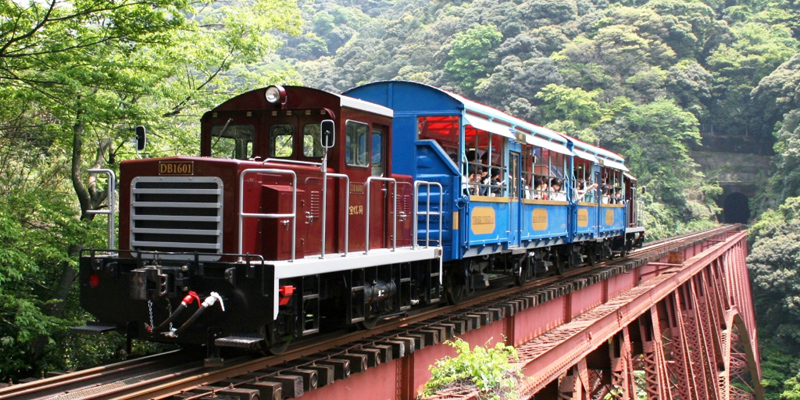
(697, 130, 775, 156)
(691, 150, 772, 188)
(691, 138, 772, 223)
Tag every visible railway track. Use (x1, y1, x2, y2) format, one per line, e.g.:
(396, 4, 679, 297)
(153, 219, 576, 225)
(0, 225, 739, 400)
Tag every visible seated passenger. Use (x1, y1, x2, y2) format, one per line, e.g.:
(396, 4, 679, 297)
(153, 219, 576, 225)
(550, 178, 566, 201)
(490, 168, 503, 197)
(533, 176, 546, 199)
(466, 165, 478, 195)
(601, 186, 611, 204)
(479, 168, 490, 196)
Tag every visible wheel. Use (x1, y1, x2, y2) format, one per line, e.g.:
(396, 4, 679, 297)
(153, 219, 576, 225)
(552, 251, 564, 275)
(586, 246, 596, 266)
(267, 338, 292, 355)
(358, 315, 382, 330)
(444, 268, 466, 305)
(513, 257, 528, 286)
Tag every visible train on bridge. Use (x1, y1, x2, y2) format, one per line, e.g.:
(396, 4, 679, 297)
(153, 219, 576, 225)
(76, 81, 645, 355)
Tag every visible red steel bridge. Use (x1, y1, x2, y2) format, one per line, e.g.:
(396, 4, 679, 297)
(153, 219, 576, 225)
(299, 226, 762, 400)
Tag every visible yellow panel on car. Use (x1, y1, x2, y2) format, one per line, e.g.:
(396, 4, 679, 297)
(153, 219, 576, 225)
(532, 208, 548, 231)
(471, 207, 496, 235)
(578, 208, 589, 228)
(605, 209, 615, 226)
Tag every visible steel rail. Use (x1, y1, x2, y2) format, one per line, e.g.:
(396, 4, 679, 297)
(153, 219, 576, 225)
(0, 349, 192, 400)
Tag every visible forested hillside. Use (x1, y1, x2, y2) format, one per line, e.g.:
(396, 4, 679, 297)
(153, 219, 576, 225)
(2, 0, 800, 397)
(279, 2, 800, 395)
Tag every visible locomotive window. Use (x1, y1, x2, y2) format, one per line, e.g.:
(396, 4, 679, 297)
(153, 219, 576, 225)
(372, 126, 385, 176)
(345, 121, 369, 167)
(303, 124, 324, 158)
(210, 124, 254, 160)
(270, 124, 294, 158)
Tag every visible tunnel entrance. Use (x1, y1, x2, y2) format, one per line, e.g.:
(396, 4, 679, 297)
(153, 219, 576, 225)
(722, 192, 750, 224)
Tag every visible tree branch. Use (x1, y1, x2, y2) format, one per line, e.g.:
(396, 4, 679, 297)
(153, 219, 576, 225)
(0, 0, 56, 57)
(163, 53, 231, 117)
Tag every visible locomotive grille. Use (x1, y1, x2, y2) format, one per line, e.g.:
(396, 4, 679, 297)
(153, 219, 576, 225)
(131, 176, 223, 260)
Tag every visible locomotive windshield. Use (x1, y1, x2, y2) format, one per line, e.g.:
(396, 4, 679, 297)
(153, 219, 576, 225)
(210, 124, 254, 159)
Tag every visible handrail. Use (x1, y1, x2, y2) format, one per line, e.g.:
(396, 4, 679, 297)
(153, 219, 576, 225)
(263, 158, 323, 168)
(87, 169, 116, 249)
(321, 172, 350, 258)
(238, 168, 297, 262)
(413, 181, 443, 249)
(364, 176, 397, 253)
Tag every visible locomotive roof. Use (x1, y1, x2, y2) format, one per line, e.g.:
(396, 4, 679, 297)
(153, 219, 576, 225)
(208, 86, 393, 118)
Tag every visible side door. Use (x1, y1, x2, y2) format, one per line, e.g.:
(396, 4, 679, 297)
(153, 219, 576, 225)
(509, 151, 521, 247)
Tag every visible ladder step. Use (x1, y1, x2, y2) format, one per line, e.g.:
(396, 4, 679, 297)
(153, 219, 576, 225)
(214, 334, 265, 349)
(71, 321, 118, 335)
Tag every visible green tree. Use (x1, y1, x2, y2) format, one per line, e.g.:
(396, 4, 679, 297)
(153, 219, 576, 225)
(0, 0, 302, 380)
(706, 22, 798, 141)
(535, 83, 603, 126)
(443, 25, 503, 95)
(747, 197, 800, 352)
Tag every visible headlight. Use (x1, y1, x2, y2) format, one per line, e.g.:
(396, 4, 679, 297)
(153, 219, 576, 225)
(265, 85, 286, 104)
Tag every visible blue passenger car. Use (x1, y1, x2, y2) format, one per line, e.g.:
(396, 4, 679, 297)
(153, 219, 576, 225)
(346, 81, 641, 296)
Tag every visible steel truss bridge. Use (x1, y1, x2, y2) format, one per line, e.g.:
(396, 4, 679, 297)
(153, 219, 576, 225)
(0, 226, 761, 400)
(302, 226, 762, 400)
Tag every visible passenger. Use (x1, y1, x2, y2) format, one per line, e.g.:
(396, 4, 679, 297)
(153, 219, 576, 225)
(575, 181, 598, 202)
(613, 187, 623, 204)
(490, 167, 503, 197)
(550, 178, 566, 201)
(533, 176, 546, 199)
(522, 176, 530, 199)
(601, 186, 611, 204)
(466, 165, 478, 195)
(479, 168, 490, 196)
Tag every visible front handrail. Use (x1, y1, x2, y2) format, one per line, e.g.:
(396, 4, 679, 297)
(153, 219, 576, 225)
(87, 169, 116, 249)
(238, 169, 297, 262)
(413, 181, 443, 249)
(364, 176, 397, 253)
(263, 158, 323, 168)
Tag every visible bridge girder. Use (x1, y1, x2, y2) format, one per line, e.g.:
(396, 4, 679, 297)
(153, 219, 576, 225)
(538, 232, 762, 400)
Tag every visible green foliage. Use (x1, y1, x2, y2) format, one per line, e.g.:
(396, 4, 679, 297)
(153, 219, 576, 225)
(421, 338, 522, 400)
(0, 189, 117, 380)
(757, 343, 800, 400)
(0, 0, 303, 381)
(443, 25, 503, 95)
(748, 197, 800, 353)
(536, 84, 603, 126)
